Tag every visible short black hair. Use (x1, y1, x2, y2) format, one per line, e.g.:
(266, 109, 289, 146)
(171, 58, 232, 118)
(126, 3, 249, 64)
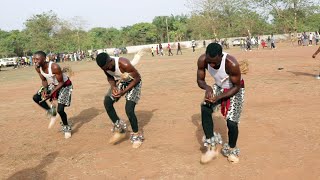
(34, 51, 47, 57)
(205, 43, 222, 58)
(96, 52, 111, 67)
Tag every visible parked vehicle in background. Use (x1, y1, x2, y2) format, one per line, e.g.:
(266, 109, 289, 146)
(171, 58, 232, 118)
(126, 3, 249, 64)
(232, 39, 241, 46)
(0, 58, 17, 67)
(3, 58, 16, 66)
(0, 59, 6, 68)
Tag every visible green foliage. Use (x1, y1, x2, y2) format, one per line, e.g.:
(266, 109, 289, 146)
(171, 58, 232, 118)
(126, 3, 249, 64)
(23, 11, 59, 53)
(301, 13, 320, 32)
(122, 23, 157, 45)
(253, 0, 320, 33)
(88, 27, 121, 49)
(0, 3, 319, 57)
(0, 30, 14, 57)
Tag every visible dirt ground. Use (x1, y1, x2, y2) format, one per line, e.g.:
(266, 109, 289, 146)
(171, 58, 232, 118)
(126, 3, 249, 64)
(0, 44, 320, 180)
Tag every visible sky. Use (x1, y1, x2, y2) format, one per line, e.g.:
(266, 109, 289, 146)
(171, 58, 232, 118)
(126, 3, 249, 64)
(0, 0, 191, 31)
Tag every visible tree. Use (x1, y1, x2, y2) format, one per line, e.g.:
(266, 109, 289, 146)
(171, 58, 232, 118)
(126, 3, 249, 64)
(252, 0, 320, 33)
(170, 15, 189, 41)
(186, 0, 254, 38)
(0, 30, 13, 57)
(52, 20, 76, 52)
(152, 16, 169, 42)
(123, 23, 157, 45)
(70, 16, 88, 51)
(88, 27, 121, 49)
(0, 30, 26, 57)
(187, 14, 213, 40)
(23, 11, 59, 53)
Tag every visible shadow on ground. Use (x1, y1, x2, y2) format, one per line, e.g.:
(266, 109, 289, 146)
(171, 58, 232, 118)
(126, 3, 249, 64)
(287, 71, 317, 77)
(69, 107, 103, 134)
(8, 151, 59, 180)
(113, 109, 158, 144)
(191, 113, 227, 153)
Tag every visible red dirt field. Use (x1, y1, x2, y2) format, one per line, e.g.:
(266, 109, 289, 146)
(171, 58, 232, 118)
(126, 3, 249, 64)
(0, 44, 320, 179)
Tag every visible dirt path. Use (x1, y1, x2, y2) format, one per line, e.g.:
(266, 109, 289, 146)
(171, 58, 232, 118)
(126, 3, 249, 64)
(1, 44, 320, 179)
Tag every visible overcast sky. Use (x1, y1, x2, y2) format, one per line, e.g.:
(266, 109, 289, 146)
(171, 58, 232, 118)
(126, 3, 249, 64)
(0, 0, 191, 31)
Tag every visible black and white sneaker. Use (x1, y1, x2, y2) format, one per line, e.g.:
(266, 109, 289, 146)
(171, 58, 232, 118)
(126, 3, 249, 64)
(61, 125, 72, 139)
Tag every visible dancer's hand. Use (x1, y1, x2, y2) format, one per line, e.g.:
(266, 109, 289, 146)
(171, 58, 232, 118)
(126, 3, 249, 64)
(205, 86, 213, 100)
(113, 90, 124, 98)
(205, 96, 217, 104)
(42, 89, 49, 99)
(112, 87, 119, 97)
(45, 93, 51, 99)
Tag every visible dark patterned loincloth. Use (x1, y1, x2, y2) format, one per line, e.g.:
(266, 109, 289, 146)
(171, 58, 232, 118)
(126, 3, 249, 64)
(56, 85, 73, 106)
(212, 84, 245, 123)
(38, 84, 73, 106)
(107, 80, 142, 103)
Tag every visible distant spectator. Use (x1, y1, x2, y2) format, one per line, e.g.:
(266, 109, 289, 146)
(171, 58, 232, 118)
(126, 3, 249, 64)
(303, 32, 308, 46)
(156, 45, 159, 55)
(309, 33, 313, 45)
(29, 55, 33, 66)
(114, 48, 119, 57)
(297, 34, 302, 46)
(167, 43, 173, 56)
(177, 42, 182, 55)
(316, 31, 320, 45)
(271, 34, 276, 49)
(267, 36, 271, 48)
(192, 40, 196, 52)
(159, 43, 163, 56)
(240, 39, 245, 50)
(261, 39, 267, 48)
(257, 36, 261, 49)
(151, 47, 154, 57)
(246, 36, 251, 51)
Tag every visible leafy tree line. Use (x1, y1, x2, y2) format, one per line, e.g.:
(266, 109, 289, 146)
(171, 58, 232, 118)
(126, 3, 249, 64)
(0, 0, 319, 57)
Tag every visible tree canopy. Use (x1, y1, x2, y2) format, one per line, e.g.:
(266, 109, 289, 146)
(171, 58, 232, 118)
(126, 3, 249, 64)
(0, 0, 319, 57)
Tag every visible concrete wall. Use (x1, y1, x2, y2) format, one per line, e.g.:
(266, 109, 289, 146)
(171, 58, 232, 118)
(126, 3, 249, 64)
(91, 33, 292, 55)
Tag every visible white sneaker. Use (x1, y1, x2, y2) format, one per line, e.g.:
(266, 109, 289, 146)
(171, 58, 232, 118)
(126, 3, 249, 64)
(48, 116, 57, 129)
(64, 132, 72, 139)
(132, 139, 143, 149)
(62, 125, 72, 139)
(130, 133, 144, 149)
(316, 75, 320, 80)
(200, 146, 219, 164)
(109, 132, 126, 144)
(222, 143, 240, 164)
(109, 120, 127, 144)
(227, 154, 239, 164)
